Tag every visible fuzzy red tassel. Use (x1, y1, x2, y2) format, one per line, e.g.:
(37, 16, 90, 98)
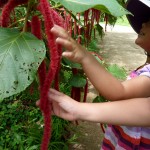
(38, 0, 65, 149)
(1, 0, 28, 27)
(31, 14, 50, 150)
(31, 16, 42, 39)
(35, 2, 55, 148)
(31, 16, 46, 92)
(0, 0, 8, 8)
(83, 79, 88, 103)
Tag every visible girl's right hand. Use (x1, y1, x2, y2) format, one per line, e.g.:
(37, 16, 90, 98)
(51, 25, 89, 64)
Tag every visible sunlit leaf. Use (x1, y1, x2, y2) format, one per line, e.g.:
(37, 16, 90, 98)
(56, 0, 131, 17)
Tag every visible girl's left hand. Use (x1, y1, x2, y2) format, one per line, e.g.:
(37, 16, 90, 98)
(47, 88, 80, 121)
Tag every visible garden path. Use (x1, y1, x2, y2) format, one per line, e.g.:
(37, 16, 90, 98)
(70, 25, 146, 150)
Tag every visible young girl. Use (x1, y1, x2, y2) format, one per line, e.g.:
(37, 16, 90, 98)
(41, 0, 150, 149)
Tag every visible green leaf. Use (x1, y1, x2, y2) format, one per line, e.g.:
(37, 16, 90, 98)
(0, 28, 46, 100)
(62, 57, 82, 69)
(95, 24, 104, 38)
(69, 74, 86, 87)
(26, 145, 39, 150)
(107, 64, 127, 80)
(92, 96, 107, 103)
(57, 0, 131, 17)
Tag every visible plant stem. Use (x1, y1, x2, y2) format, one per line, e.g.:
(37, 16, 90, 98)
(8, 18, 25, 28)
(52, 4, 62, 9)
(22, 0, 33, 32)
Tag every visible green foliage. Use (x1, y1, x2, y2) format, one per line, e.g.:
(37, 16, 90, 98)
(62, 58, 82, 69)
(59, 70, 72, 95)
(88, 34, 102, 53)
(0, 90, 41, 149)
(0, 85, 75, 149)
(69, 74, 87, 88)
(50, 117, 71, 150)
(116, 16, 130, 26)
(55, 0, 131, 16)
(95, 24, 105, 39)
(107, 64, 127, 80)
(93, 96, 107, 103)
(88, 41, 99, 52)
(12, 7, 27, 29)
(0, 28, 46, 100)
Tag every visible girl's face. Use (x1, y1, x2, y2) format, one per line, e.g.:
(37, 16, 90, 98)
(135, 20, 150, 52)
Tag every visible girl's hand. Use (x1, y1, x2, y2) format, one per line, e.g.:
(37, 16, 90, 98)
(48, 88, 80, 121)
(51, 25, 88, 64)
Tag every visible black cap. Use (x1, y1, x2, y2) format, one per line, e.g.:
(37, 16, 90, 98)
(126, 0, 150, 33)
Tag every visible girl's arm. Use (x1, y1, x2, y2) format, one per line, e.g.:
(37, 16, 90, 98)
(51, 25, 150, 101)
(81, 52, 150, 100)
(48, 89, 150, 127)
(80, 97, 150, 126)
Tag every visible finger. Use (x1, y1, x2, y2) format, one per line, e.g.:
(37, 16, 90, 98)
(51, 25, 69, 39)
(62, 51, 74, 58)
(52, 101, 60, 115)
(48, 91, 64, 103)
(56, 38, 75, 51)
(51, 106, 56, 116)
(36, 100, 40, 106)
(51, 25, 76, 44)
(49, 88, 63, 96)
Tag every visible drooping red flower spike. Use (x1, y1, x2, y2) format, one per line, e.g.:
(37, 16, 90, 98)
(37, 0, 65, 149)
(1, 0, 28, 27)
(0, 0, 8, 8)
(31, 15, 47, 92)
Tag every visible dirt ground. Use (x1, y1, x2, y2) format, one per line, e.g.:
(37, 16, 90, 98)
(69, 25, 147, 150)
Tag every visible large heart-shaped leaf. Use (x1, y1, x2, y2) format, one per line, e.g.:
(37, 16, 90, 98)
(56, 0, 131, 17)
(0, 28, 46, 100)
